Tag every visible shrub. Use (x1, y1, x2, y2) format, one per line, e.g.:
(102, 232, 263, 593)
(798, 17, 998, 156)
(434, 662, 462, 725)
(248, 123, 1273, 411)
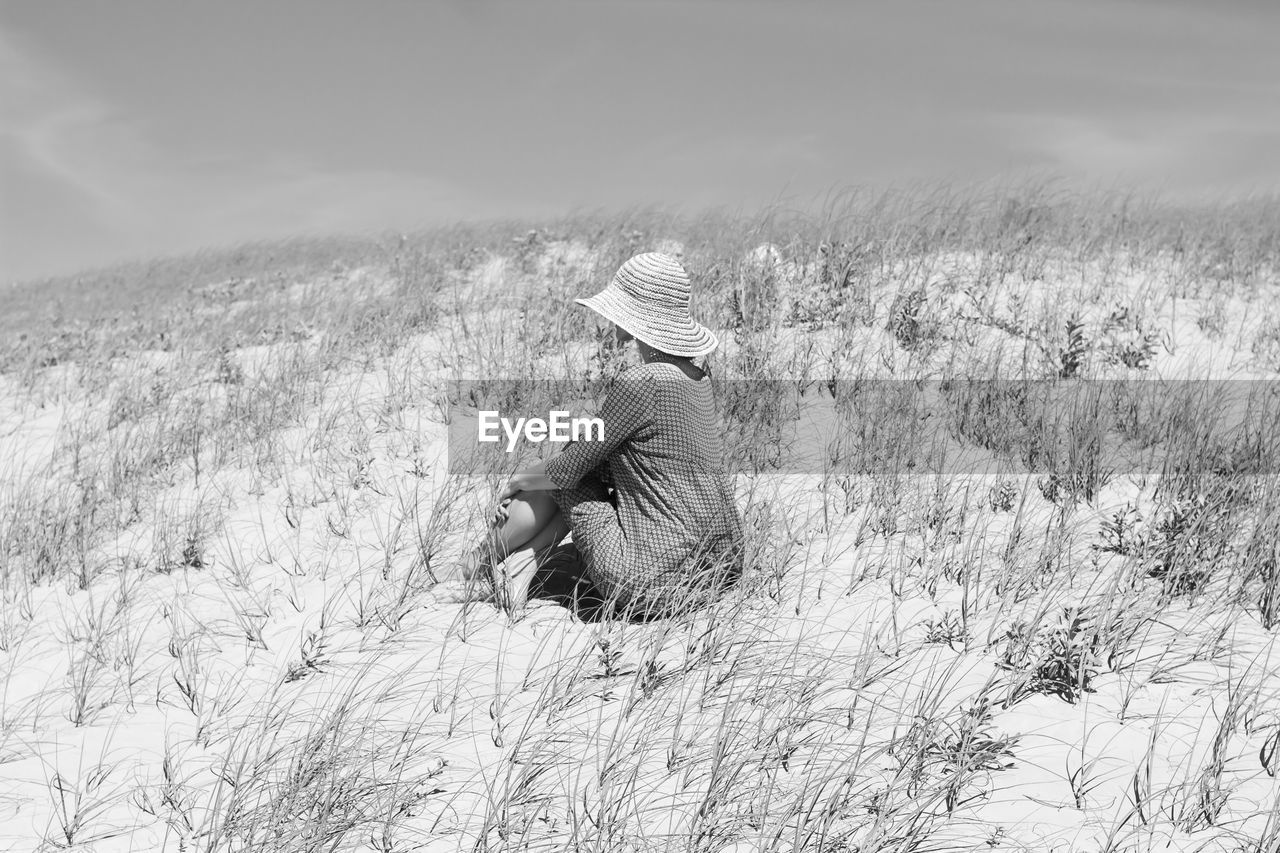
(998, 607, 1102, 704)
(1058, 314, 1087, 379)
(987, 479, 1019, 512)
(1095, 503, 1145, 556)
(887, 288, 928, 350)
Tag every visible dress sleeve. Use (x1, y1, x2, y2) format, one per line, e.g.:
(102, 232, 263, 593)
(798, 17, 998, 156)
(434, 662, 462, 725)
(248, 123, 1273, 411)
(544, 376, 652, 489)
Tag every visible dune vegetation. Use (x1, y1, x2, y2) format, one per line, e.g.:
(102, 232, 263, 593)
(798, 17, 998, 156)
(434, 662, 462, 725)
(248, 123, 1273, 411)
(2, 183, 1279, 852)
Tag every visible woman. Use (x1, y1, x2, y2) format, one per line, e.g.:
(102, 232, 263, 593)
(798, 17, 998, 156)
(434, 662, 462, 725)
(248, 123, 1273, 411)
(469, 252, 745, 618)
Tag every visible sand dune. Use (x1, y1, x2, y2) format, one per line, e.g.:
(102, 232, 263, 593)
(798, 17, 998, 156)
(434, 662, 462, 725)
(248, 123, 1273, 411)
(2, 198, 1279, 851)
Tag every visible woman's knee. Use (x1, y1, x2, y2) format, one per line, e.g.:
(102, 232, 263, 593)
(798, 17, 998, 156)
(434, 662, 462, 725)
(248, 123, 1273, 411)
(495, 490, 562, 551)
(501, 490, 558, 529)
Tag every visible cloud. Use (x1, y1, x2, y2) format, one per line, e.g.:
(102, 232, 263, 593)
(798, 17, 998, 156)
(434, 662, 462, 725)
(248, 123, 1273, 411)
(1018, 116, 1181, 173)
(2, 34, 129, 216)
(198, 163, 492, 238)
(0, 29, 492, 281)
(995, 111, 1280, 199)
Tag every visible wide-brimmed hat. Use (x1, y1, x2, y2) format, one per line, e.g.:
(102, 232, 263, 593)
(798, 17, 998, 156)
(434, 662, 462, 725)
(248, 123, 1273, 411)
(576, 252, 719, 357)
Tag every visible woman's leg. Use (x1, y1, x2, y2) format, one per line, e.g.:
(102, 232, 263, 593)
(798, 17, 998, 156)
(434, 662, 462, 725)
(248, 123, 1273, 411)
(461, 490, 567, 584)
(493, 505, 572, 612)
(490, 490, 566, 562)
(552, 477, 630, 610)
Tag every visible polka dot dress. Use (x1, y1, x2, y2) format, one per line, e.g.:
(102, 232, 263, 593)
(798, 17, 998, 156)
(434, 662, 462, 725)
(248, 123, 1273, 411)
(544, 362, 745, 615)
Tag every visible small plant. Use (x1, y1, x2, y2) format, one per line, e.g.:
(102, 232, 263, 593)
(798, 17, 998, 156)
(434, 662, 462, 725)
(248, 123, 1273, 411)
(284, 630, 329, 683)
(1036, 470, 1076, 506)
(922, 612, 967, 648)
(935, 698, 1019, 813)
(988, 479, 1018, 512)
(638, 658, 662, 699)
(1196, 296, 1227, 339)
(1098, 305, 1160, 370)
(170, 647, 202, 716)
(1258, 551, 1280, 631)
(180, 533, 204, 570)
(1033, 412, 1115, 508)
(998, 607, 1102, 704)
(786, 240, 874, 329)
(66, 647, 110, 727)
(1065, 750, 1106, 809)
(153, 502, 219, 575)
(890, 696, 1019, 814)
(732, 251, 784, 333)
(512, 228, 545, 274)
(868, 503, 900, 539)
(105, 375, 167, 431)
(214, 346, 245, 385)
(595, 637, 623, 695)
(1095, 503, 1145, 555)
(1143, 496, 1215, 598)
(887, 288, 928, 349)
(43, 760, 128, 849)
(1252, 317, 1280, 370)
(836, 474, 862, 515)
(1261, 727, 1280, 777)
(1059, 314, 1087, 378)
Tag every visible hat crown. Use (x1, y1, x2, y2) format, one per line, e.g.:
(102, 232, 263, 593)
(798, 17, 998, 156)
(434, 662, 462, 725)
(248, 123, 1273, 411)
(612, 252, 691, 312)
(574, 251, 719, 357)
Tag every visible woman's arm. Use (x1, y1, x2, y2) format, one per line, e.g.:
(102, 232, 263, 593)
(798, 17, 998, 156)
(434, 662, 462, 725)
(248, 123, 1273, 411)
(491, 376, 652, 522)
(495, 373, 653, 507)
(498, 459, 560, 501)
(492, 458, 572, 524)
(541, 376, 652, 490)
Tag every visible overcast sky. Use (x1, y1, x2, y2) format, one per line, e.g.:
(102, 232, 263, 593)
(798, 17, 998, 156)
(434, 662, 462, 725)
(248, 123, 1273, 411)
(2, 0, 1278, 282)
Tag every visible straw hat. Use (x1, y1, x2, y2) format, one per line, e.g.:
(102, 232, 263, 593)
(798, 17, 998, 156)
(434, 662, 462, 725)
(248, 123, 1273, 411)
(576, 252, 719, 357)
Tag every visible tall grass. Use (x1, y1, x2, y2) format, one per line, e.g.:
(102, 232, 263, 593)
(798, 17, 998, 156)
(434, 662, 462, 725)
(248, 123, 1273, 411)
(0, 182, 1277, 851)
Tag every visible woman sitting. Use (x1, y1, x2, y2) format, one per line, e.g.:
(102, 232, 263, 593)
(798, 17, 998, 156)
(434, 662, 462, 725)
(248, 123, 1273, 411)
(468, 252, 745, 619)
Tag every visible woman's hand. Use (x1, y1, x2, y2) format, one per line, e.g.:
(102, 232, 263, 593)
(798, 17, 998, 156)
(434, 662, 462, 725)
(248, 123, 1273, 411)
(493, 479, 522, 525)
(492, 461, 561, 525)
(497, 476, 526, 504)
(493, 496, 514, 525)
(492, 467, 536, 524)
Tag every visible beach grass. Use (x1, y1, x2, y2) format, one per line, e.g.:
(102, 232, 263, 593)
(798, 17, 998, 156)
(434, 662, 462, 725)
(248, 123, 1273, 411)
(1, 182, 1278, 851)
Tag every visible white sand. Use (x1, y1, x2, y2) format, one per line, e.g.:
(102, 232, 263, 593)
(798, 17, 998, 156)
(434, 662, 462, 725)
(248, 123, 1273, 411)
(1, 245, 1277, 851)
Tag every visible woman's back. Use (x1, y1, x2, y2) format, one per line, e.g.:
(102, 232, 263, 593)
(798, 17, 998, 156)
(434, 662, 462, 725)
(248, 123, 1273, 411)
(546, 361, 744, 613)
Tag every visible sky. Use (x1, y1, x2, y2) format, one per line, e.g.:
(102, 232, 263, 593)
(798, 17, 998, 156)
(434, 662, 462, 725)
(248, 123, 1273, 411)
(2, 0, 1279, 283)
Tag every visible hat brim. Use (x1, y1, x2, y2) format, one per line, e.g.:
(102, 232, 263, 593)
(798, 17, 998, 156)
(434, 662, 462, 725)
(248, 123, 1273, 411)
(576, 291, 719, 358)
